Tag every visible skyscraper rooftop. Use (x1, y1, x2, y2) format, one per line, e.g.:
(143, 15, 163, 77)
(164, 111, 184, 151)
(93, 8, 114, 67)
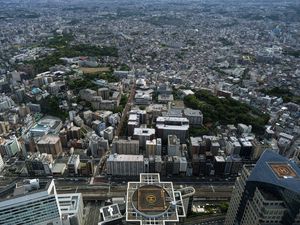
(126, 173, 186, 225)
(248, 149, 300, 193)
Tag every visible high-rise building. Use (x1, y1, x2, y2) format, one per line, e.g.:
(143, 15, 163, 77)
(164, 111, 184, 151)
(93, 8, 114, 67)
(0, 179, 62, 225)
(25, 153, 53, 176)
(156, 116, 189, 143)
(0, 135, 20, 158)
(168, 135, 181, 156)
(225, 150, 300, 225)
(57, 193, 84, 225)
(107, 154, 144, 176)
(145, 139, 157, 157)
(112, 137, 139, 155)
(67, 154, 80, 175)
(0, 153, 4, 172)
(133, 128, 155, 150)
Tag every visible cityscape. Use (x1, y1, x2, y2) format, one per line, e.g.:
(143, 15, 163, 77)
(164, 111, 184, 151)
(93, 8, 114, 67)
(0, 0, 299, 225)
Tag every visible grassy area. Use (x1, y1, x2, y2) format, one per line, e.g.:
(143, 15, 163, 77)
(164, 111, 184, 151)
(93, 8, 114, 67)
(184, 90, 270, 135)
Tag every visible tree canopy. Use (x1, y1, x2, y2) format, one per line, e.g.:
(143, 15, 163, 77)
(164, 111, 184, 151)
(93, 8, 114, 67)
(184, 90, 270, 135)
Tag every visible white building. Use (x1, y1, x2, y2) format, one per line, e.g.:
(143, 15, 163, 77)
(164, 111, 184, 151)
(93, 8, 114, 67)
(168, 135, 181, 156)
(0, 95, 15, 112)
(133, 128, 155, 149)
(67, 155, 80, 175)
(156, 117, 189, 143)
(99, 204, 123, 225)
(0, 154, 4, 172)
(107, 154, 144, 176)
(57, 193, 84, 225)
(103, 126, 114, 142)
(126, 173, 192, 225)
(0, 135, 20, 158)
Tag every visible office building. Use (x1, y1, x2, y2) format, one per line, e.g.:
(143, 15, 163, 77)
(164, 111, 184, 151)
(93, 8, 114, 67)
(225, 150, 300, 225)
(57, 193, 84, 225)
(25, 153, 53, 176)
(0, 95, 15, 112)
(88, 133, 109, 157)
(0, 121, 10, 135)
(190, 137, 204, 155)
(213, 156, 226, 176)
(37, 135, 63, 156)
(0, 154, 4, 172)
(135, 91, 152, 105)
(156, 138, 162, 155)
(155, 155, 162, 173)
(0, 135, 20, 158)
(226, 137, 241, 155)
(145, 139, 156, 157)
(67, 154, 80, 175)
(112, 137, 139, 155)
(126, 173, 194, 224)
(133, 128, 155, 150)
(239, 138, 253, 159)
(0, 179, 62, 225)
(78, 160, 94, 177)
(128, 114, 140, 137)
(179, 157, 188, 174)
(30, 117, 62, 137)
(107, 154, 144, 176)
(224, 155, 243, 176)
(156, 116, 189, 143)
(183, 108, 203, 126)
(168, 135, 181, 156)
(103, 126, 114, 142)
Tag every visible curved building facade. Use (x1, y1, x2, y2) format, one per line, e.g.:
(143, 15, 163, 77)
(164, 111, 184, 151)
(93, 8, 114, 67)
(126, 173, 192, 225)
(225, 150, 300, 225)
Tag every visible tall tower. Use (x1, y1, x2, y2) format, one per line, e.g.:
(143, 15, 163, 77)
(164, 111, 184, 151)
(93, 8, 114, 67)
(0, 179, 62, 225)
(225, 150, 300, 225)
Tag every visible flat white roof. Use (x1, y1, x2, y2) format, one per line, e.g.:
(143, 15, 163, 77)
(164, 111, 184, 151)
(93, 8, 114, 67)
(107, 154, 144, 162)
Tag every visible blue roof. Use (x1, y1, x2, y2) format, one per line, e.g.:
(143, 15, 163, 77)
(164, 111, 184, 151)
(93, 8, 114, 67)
(248, 149, 300, 194)
(31, 87, 42, 95)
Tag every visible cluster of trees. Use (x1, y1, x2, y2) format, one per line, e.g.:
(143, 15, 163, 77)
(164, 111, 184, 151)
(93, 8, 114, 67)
(66, 78, 96, 92)
(283, 47, 300, 58)
(113, 94, 128, 114)
(25, 34, 118, 74)
(66, 72, 119, 92)
(119, 64, 131, 71)
(40, 96, 68, 120)
(261, 87, 300, 104)
(184, 90, 270, 135)
(91, 72, 119, 83)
